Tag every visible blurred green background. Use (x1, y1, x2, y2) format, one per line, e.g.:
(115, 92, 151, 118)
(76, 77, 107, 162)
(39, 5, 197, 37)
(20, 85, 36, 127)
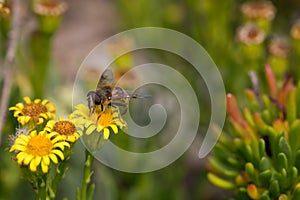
(1, 0, 300, 199)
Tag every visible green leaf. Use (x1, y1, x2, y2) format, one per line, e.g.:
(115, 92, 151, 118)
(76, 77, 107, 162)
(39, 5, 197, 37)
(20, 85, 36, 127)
(208, 157, 238, 178)
(292, 186, 300, 200)
(245, 144, 253, 162)
(236, 187, 250, 200)
(289, 167, 298, 187)
(245, 89, 259, 112)
(253, 113, 268, 134)
(266, 126, 279, 157)
(245, 162, 256, 181)
(207, 173, 235, 190)
(278, 137, 291, 162)
(260, 191, 271, 200)
(259, 157, 270, 171)
(258, 170, 272, 187)
(279, 168, 289, 191)
(289, 120, 300, 153)
(214, 144, 241, 168)
(295, 150, 300, 170)
(269, 180, 280, 198)
(258, 139, 266, 158)
(227, 157, 240, 167)
(286, 89, 296, 124)
(261, 110, 272, 126)
(277, 153, 288, 171)
(295, 81, 300, 118)
(243, 108, 255, 127)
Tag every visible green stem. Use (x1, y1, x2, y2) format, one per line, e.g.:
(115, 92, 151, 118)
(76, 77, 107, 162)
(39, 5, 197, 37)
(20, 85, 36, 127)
(37, 176, 47, 200)
(78, 149, 95, 200)
(49, 159, 68, 199)
(29, 31, 52, 98)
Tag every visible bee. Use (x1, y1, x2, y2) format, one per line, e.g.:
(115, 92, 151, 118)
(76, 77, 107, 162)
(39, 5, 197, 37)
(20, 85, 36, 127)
(86, 68, 149, 115)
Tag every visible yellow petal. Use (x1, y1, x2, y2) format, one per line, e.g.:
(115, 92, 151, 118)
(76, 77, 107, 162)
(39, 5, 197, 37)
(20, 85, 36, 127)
(34, 99, 41, 103)
(85, 120, 94, 128)
(51, 135, 64, 144)
(47, 131, 58, 139)
(13, 110, 22, 117)
(24, 97, 31, 104)
(14, 139, 28, 146)
(52, 149, 64, 160)
(97, 125, 104, 132)
(10, 144, 26, 152)
(86, 125, 96, 135)
(33, 156, 42, 167)
(110, 125, 118, 134)
(41, 161, 49, 173)
(29, 160, 38, 172)
(37, 117, 44, 125)
(42, 156, 50, 166)
(41, 99, 49, 105)
(23, 154, 34, 165)
(30, 130, 38, 136)
(103, 128, 110, 139)
(53, 141, 70, 150)
(19, 116, 31, 125)
(39, 113, 48, 119)
(49, 154, 58, 164)
(16, 152, 27, 164)
(9, 106, 18, 111)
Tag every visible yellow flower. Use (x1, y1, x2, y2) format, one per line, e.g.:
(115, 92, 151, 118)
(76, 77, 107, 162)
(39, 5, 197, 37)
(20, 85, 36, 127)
(9, 130, 70, 173)
(9, 97, 56, 126)
(44, 117, 80, 143)
(71, 104, 127, 139)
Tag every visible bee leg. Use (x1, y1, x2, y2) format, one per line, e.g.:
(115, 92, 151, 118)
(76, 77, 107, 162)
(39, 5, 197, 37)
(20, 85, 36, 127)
(112, 102, 128, 115)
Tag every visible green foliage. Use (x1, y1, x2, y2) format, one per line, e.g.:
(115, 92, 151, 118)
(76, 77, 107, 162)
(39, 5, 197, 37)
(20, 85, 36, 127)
(208, 67, 300, 199)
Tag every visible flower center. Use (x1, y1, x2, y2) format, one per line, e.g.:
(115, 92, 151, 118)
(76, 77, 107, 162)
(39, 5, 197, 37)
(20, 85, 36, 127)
(22, 103, 47, 117)
(98, 110, 114, 127)
(52, 121, 76, 136)
(248, 29, 258, 39)
(26, 135, 53, 156)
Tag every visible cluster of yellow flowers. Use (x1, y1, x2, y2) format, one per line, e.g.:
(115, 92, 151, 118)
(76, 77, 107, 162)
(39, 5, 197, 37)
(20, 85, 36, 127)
(9, 97, 126, 174)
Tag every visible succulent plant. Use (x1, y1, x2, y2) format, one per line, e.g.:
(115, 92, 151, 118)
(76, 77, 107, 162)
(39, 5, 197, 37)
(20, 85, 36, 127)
(207, 64, 300, 199)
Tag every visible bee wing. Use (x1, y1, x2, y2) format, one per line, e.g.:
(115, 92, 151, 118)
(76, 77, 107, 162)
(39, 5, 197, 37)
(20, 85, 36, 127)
(111, 87, 129, 115)
(112, 87, 152, 100)
(112, 87, 130, 101)
(97, 68, 114, 88)
(126, 91, 152, 99)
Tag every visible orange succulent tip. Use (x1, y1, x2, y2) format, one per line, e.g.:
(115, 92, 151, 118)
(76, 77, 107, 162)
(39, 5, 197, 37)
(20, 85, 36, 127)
(241, 1, 276, 20)
(253, 112, 267, 128)
(279, 76, 294, 106)
(264, 64, 277, 98)
(236, 172, 250, 185)
(205, 162, 216, 172)
(226, 94, 245, 124)
(235, 174, 244, 185)
(273, 119, 289, 136)
(247, 184, 261, 199)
